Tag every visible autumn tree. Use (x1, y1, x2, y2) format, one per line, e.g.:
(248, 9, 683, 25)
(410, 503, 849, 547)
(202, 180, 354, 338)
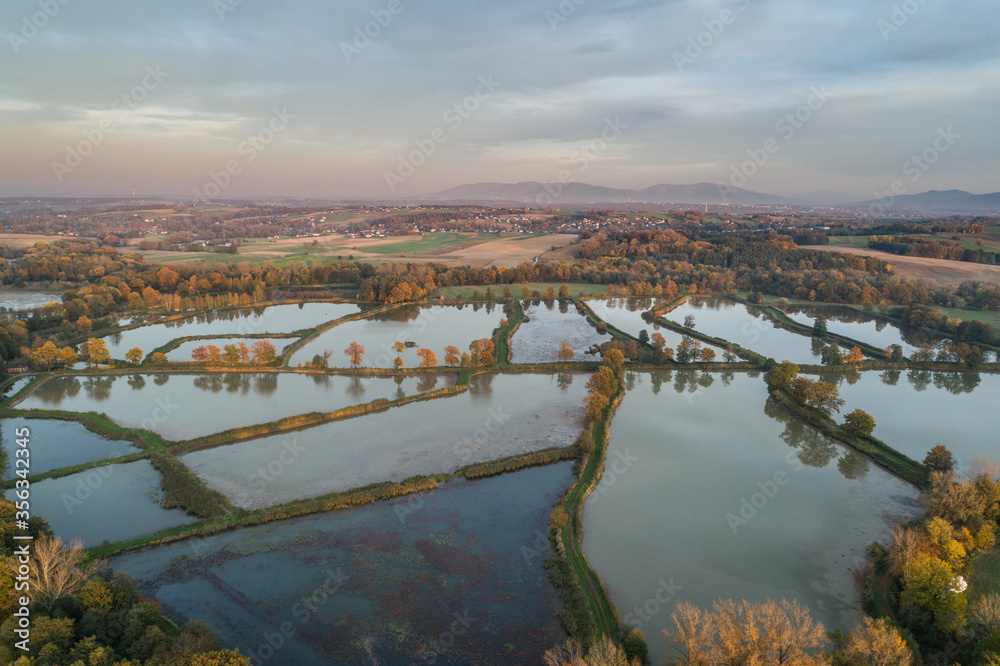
(821, 343, 844, 365)
(924, 445, 955, 473)
(559, 284, 570, 299)
(699, 348, 716, 363)
(844, 346, 865, 365)
(470, 338, 495, 366)
(416, 348, 437, 368)
(392, 340, 405, 370)
(191, 346, 209, 363)
(787, 376, 845, 416)
(203, 344, 222, 365)
(544, 286, 557, 300)
(558, 341, 575, 362)
(766, 360, 800, 390)
(125, 347, 144, 365)
(884, 344, 904, 362)
(29, 340, 62, 370)
(157, 266, 181, 291)
(238, 341, 252, 365)
(831, 617, 913, 666)
(650, 332, 666, 352)
(843, 409, 875, 438)
(82, 338, 109, 367)
(444, 345, 461, 367)
(76, 315, 92, 333)
(250, 340, 276, 365)
(664, 599, 827, 666)
(59, 346, 78, 367)
(344, 341, 365, 368)
(221, 344, 242, 365)
(150, 352, 168, 365)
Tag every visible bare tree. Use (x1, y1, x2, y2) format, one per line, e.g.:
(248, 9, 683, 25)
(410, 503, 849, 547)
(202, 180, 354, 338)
(6, 535, 100, 611)
(969, 593, 1000, 639)
(887, 526, 923, 576)
(664, 602, 716, 666)
(968, 455, 1000, 481)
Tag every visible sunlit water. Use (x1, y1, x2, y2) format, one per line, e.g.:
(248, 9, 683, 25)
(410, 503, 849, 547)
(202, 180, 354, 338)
(180, 373, 587, 508)
(102, 303, 360, 357)
(582, 371, 921, 664)
(290, 303, 503, 368)
(19, 372, 455, 441)
(1, 418, 138, 478)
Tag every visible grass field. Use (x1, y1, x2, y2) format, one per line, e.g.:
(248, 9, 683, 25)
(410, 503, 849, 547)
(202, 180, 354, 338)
(827, 236, 869, 248)
(969, 550, 1000, 598)
(932, 306, 1000, 325)
(354, 232, 492, 255)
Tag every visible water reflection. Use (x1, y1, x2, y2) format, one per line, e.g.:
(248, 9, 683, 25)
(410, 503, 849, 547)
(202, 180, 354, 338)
(469, 373, 494, 396)
(880, 369, 901, 385)
(764, 397, 866, 478)
(416, 375, 438, 393)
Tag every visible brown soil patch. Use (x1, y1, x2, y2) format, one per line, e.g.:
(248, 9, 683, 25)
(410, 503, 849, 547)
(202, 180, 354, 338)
(802, 245, 1000, 287)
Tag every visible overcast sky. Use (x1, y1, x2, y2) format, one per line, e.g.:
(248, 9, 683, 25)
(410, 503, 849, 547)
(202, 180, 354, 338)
(1, 0, 997, 200)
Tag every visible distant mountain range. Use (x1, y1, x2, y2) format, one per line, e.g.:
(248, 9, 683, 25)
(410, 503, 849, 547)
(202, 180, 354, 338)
(855, 189, 1000, 213)
(430, 182, 797, 206)
(427, 182, 1000, 213)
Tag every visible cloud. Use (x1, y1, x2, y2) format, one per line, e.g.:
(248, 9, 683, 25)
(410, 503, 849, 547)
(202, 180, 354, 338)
(0, 0, 997, 197)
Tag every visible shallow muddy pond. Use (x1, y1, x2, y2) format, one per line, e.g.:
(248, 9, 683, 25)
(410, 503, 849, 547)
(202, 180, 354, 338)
(1, 418, 138, 478)
(582, 372, 921, 665)
(0, 290, 62, 312)
(290, 304, 503, 369)
(4, 459, 197, 547)
(166, 336, 299, 362)
(819, 369, 1000, 469)
(510, 300, 610, 363)
(665, 297, 822, 362)
(784, 307, 940, 357)
(19, 372, 455, 441)
(102, 302, 360, 357)
(112, 463, 573, 665)
(180, 373, 587, 508)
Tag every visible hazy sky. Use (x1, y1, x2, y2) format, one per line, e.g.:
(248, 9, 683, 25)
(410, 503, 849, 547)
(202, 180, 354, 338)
(1, 0, 998, 200)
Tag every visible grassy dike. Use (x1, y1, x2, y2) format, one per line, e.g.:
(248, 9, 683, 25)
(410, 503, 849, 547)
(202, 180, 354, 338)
(280, 301, 404, 366)
(147, 332, 304, 362)
(168, 382, 469, 453)
(650, 313, 766, 365)
(84, 445, 580, 561)
(767, 388, 929, 489)
(495, 298, 525, 366)
(546, 383, 626, 649)
(757, 303, 889, 359)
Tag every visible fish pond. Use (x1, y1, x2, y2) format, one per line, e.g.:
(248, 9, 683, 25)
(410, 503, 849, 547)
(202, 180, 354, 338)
(510, 300, 610, 363)
(102, 302, 360, 357)
(289, 304, 503, 369)
(582, 371, 921, 665)
(112, 463, 573, 665)
(1, 418, 139, 478)
(665, 297, 823, 362)
(820, 368, 1000, 469)
(5, 459, 197, 547)
(180, 373, 587, 508)
(18, 372, 456, 441)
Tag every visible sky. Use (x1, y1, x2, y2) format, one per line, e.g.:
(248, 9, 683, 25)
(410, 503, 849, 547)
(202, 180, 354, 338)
(1, 0, 998, 201)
